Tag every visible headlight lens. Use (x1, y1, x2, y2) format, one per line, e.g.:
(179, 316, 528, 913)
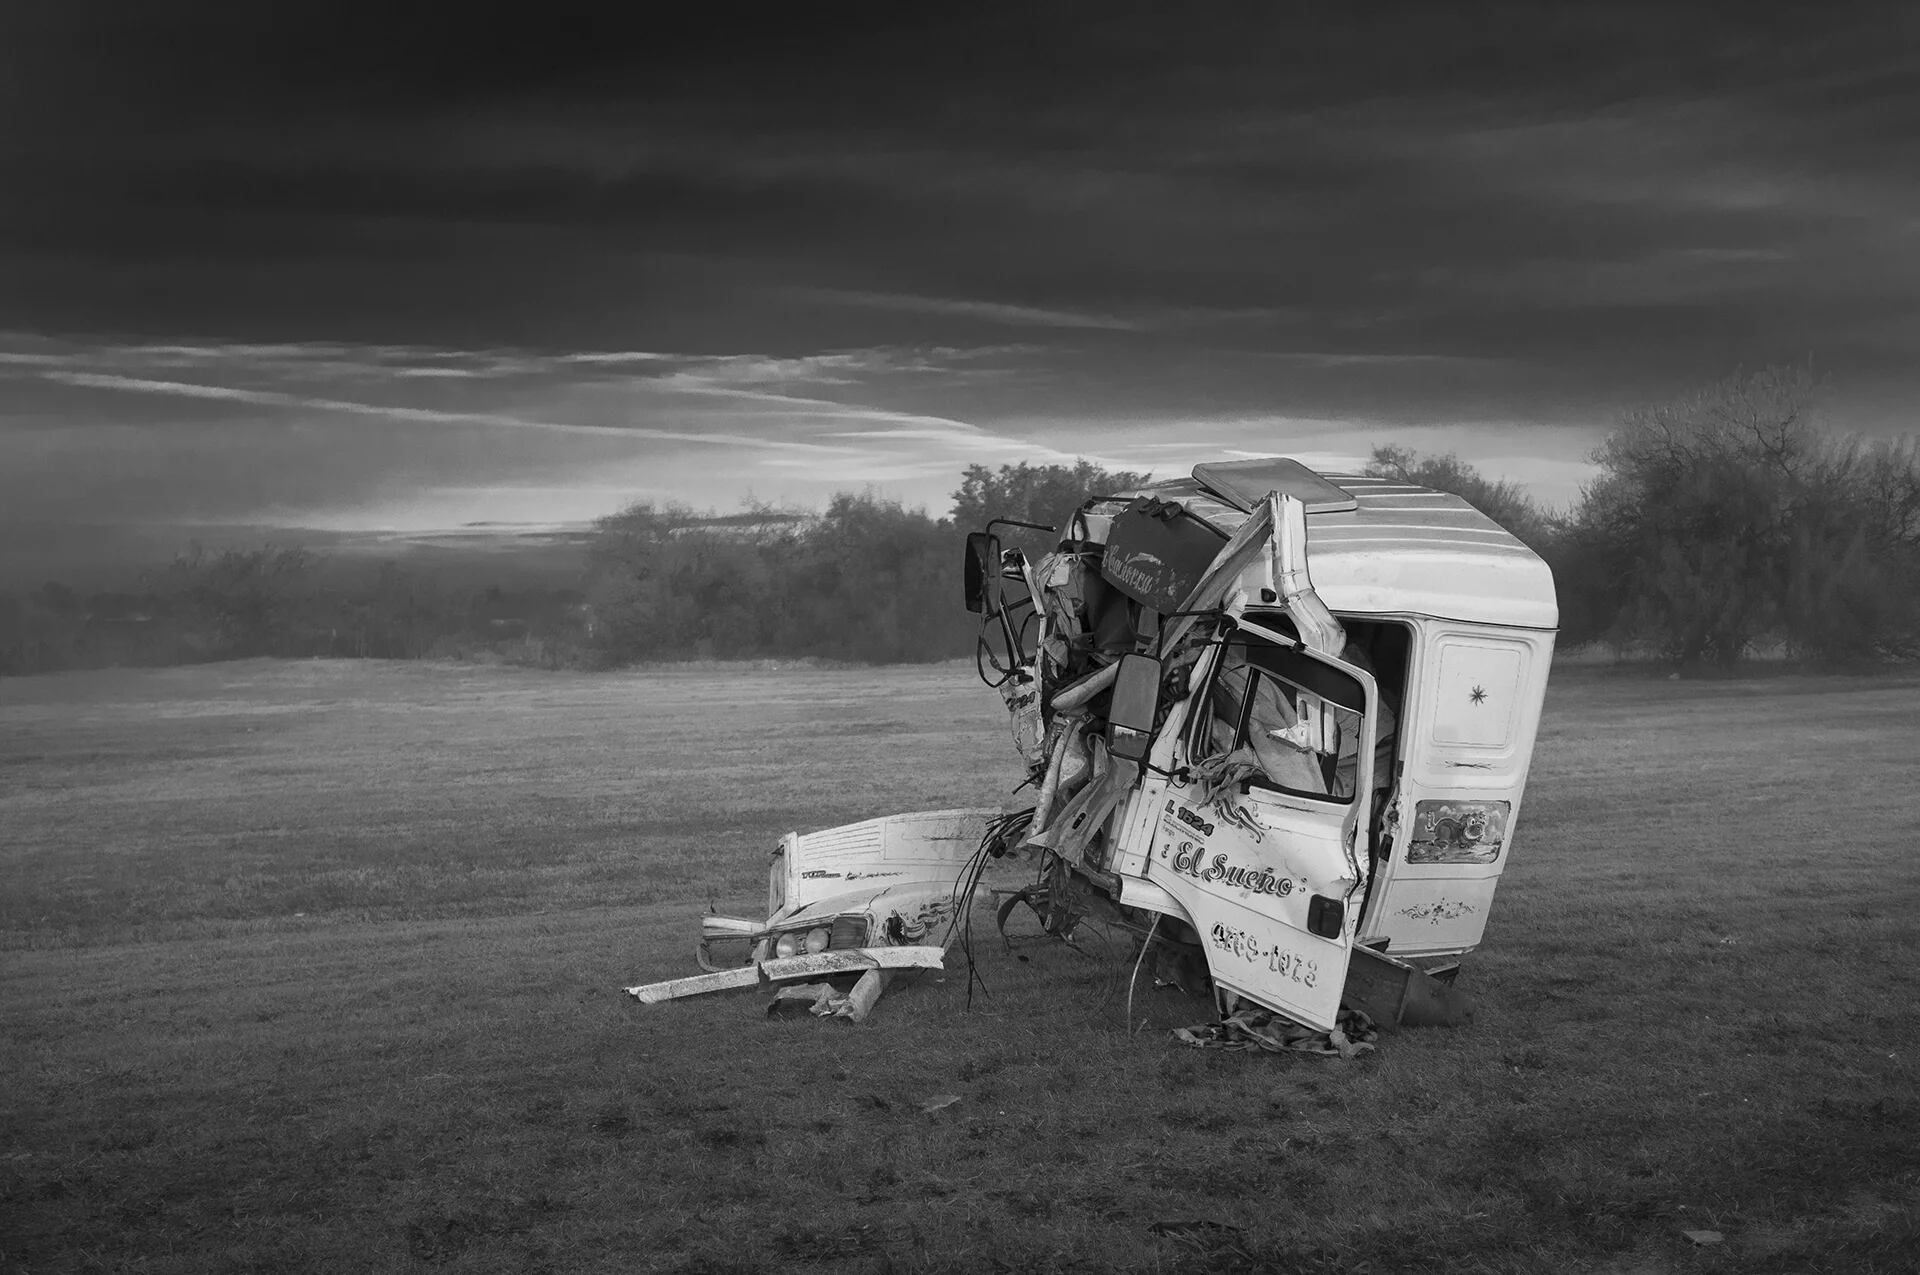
(774, 932, 800, 959)
(805, 927, 830, 954)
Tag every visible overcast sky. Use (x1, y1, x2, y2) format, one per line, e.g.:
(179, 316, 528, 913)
(3, 4, 1916, 535)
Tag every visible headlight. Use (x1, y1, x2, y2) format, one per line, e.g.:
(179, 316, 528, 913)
(758, 916, 867, 964)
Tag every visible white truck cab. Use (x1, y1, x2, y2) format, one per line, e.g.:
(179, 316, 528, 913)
(629, 456, 1555, 1034)
(964, 457, 1557, 1030)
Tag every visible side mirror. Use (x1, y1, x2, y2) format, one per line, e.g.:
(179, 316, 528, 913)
(1106, 652, 1162, 763)
(963, 531, 1000, 614)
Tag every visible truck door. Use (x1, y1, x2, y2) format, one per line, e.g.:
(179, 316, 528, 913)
(1358, 626, 1552, 956)
(1137, 626, 1377, 1031)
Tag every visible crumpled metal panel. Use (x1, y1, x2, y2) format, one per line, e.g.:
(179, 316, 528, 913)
(625, 945, 943, 1004)
(776, 808, 996, 919)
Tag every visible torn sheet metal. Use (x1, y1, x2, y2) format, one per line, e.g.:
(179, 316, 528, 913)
(765, 967, 895, 1024)
(766, 982, 842, 1017)
(627, 808, 1027, 1022)
(1341, 943, 1476, 1027)
(762, 948, 941, 981)
(771, 808, 999, 920)
(626, 964, 763, 1004)
(626, 945, 942, 1005)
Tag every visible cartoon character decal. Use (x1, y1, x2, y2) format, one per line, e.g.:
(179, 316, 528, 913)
(1405, 800, 1510, 864)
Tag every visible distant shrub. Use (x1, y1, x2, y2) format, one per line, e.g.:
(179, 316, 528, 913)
(583, 495, 970, 666)
(0, 548, 589, 676)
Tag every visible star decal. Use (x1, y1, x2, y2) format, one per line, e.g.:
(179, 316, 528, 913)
(1469, 684, 1488, 705)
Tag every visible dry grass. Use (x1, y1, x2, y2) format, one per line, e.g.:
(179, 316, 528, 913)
(2, 659, 1917, 1273)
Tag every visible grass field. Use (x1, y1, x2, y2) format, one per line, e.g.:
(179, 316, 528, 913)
(3, 659, 1917, 1274)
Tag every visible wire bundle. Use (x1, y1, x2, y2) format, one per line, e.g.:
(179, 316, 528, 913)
(933, 807, 1035, 1008)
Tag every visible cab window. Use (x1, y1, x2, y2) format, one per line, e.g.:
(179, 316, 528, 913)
(1197, 638, 1366, 802)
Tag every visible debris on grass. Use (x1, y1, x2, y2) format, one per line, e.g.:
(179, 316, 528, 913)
(630, 945, 939, 1006)
(1681, 1228, 1725, 1245)
(919, 1094, 962, 1114)
(1148, 1218, 1253, 1259)
(766, 982, 840, 1018)
(774, 1221, 880, 1261)
(763, 967, 895, 1023)
(1173, 1007, 1378, 1058)
(1148, 1219, 1244, 1241)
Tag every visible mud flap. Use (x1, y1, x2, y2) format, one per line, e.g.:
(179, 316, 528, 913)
(1340, 943, 1476, 1028)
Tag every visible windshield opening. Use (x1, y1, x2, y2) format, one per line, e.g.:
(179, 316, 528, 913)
(1198, 637, 1367, 803)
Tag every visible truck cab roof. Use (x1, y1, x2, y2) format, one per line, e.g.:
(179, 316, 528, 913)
(1107, 460, 1559, 631)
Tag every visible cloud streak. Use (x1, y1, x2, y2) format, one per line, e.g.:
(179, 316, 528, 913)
(2, 334, 1168, 529)
(38, 370, 860, 454)
(797, 287, 1144, 331)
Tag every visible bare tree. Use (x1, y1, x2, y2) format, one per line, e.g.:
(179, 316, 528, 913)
(1576, 364, 1920, 667)
(950, 460, 1151, 557)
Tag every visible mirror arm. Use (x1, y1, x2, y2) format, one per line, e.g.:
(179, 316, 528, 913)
(995, 600, 1023, 663)
(1230, 617, 1301, 650)
(1051, 662, 1119, 713)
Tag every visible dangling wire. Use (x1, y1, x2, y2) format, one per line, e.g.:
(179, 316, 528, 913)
(936, 809, 1034, 1010)
(1125, 912, 1164, 1036)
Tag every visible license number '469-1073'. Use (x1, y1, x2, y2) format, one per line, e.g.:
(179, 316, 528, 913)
(1208, 922, 1318, 987)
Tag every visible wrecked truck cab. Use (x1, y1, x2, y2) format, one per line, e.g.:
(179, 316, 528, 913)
(964, 456, 1557, 1031)
(628, 455, 1555, 1035)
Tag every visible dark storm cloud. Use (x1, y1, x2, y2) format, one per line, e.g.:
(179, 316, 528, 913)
(1, 4, 1916, 529)
(9, 3, 1916, 350)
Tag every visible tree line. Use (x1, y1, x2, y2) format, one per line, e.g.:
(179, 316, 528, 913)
(580, 364, 1920, 671)
(0, 548, 587, 676)
(580, 498, 967, 664)
(1555, 365, 1918, 666)
(6, 363, 1914, 676)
